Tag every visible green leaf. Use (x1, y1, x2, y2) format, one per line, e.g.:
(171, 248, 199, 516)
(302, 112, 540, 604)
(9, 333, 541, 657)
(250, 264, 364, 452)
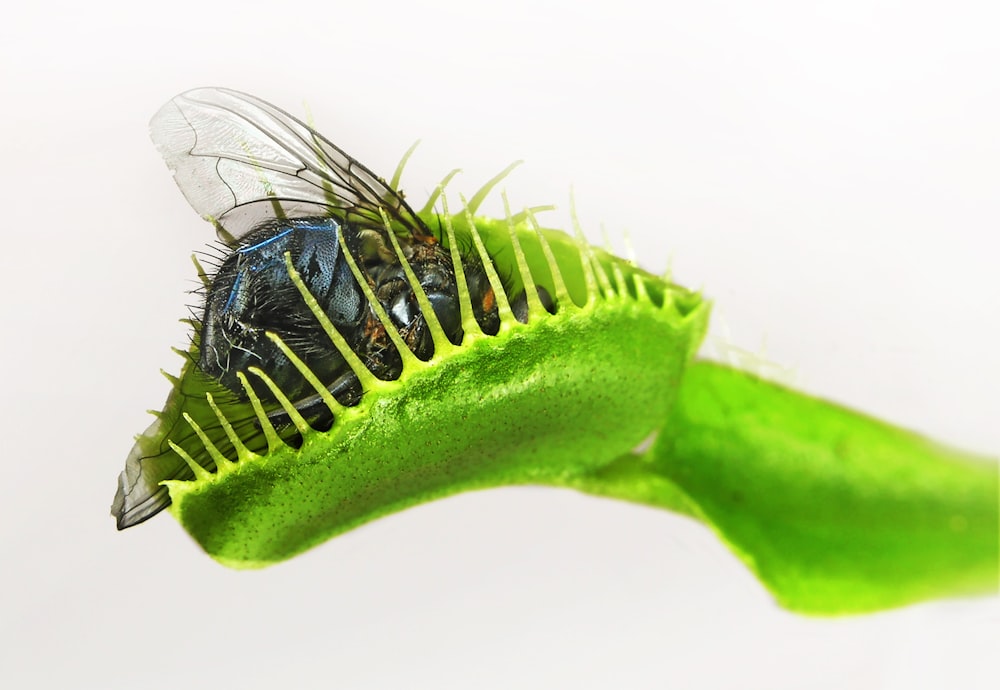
(155, 218, 710, 567)
(567, 361, 998, 615)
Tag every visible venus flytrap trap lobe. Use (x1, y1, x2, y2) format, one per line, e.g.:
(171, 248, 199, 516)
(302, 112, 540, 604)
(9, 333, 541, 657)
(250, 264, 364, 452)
(114, 88, 997, 614)
(161, 198, 703, 568)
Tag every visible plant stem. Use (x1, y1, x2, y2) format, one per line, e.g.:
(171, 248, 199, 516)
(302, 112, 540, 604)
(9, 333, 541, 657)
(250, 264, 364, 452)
(564, 361, 999, 614)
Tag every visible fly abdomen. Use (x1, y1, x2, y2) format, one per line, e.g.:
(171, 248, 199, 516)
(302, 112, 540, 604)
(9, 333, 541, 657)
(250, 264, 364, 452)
(202, 215, 554, 432)
(200, 218, 365, 406)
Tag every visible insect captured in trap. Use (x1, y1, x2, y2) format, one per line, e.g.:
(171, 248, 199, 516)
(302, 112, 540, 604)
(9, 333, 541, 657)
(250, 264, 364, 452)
(112, 87, 552, 528)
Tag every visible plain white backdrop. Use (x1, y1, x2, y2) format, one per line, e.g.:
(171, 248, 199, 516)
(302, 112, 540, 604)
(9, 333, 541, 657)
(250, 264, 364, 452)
(1, 1, 997, 688)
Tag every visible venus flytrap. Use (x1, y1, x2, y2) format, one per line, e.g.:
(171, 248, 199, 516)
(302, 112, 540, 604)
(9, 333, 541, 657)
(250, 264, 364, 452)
(159, 203, 707, 567)
(113, 88, 997, 615)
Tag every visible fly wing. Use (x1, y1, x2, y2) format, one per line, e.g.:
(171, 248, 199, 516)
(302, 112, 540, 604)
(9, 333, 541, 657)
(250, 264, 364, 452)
(113, 88, 430, 530)
(150, 87, 427, 245)
(111, 414, 191, 530)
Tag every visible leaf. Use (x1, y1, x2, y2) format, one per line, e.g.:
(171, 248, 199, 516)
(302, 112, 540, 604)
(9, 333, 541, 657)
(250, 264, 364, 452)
(568, 361, 998, 615)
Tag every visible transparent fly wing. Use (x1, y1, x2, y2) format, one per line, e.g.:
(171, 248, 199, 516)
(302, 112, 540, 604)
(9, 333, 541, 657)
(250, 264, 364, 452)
(115, 89, 431, 530)
(150, 87, 427, 244)
(111, 414, 190, 529)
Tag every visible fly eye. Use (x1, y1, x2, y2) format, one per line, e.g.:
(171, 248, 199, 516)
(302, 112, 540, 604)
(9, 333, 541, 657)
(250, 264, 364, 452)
(389, 291, 414, 325)
(426, 291, 461, 337)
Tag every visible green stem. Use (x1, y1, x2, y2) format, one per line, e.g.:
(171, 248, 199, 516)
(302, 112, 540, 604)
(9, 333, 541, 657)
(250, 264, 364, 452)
(564, 361, 999, 615)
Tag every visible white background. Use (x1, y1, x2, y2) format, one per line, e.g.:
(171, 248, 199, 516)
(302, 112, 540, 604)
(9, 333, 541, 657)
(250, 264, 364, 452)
(1, 1, 997, 688)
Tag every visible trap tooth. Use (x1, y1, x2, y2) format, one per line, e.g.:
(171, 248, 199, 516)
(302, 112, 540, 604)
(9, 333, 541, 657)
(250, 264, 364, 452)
(611, 262, 632, 301)
(419, 168, 462, 217)
(168, 440, 213, 482)
(573, 237, 600, 307)
(620, 229, 638, 266)
(462, 199, 516, 326)
(464, 160, 523, 217)
(568, 191, 617, 301)
(334, 230, 420, 373)
(380, 208, 452, 354)
(281, 252, 382, 393)
(264, 331, 345, 420)
(182, 411, 235, 472)
(248, 366, 311, 437)
(632, 273, 651, 304)
(440, 192, 483, 338)
(502, 191, 545, 322)
(584, 243, 615, 300)
(526, 211, 573, 310)
(389, 139, 421, 192)
(507, 205, 557, 227)
(205, 392, 253, 459)
(236, 371, 284, 453)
